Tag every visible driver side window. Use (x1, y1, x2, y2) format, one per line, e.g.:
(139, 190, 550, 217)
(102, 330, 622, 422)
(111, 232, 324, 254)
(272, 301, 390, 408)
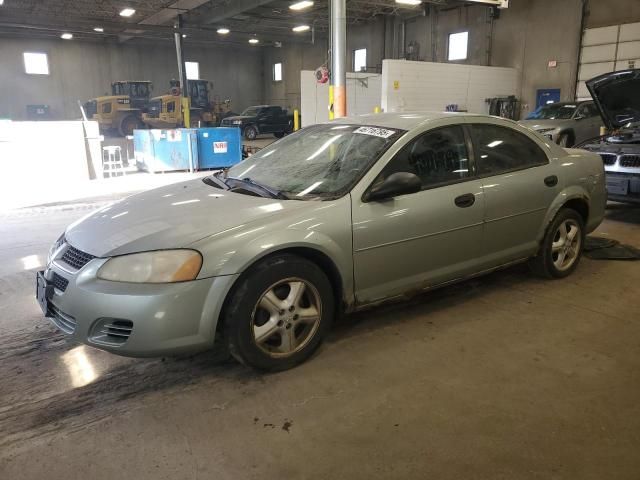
(377, 126, 471, 190)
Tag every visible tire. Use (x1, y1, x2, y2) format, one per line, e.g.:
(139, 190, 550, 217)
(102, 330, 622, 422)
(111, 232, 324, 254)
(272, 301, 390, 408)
(274, 131, 285, 139)
(244, 125, 258, 140)
(222, 254, 334, 371)
(529, 208, 585, 279)
(558, 132, 573, 148)
(118, 114, 141, 137)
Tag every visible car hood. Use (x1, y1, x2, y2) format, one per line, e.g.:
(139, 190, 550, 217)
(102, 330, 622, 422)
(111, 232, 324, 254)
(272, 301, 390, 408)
(64, 179, 308, 257)
(586, 69, 640, 130)
(223, 115, 253, 122)
(519, 119, 571, 130)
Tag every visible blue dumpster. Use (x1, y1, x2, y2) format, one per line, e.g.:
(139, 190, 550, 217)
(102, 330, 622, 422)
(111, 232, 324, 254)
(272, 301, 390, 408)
(133, 129, 198, 173)
(196, 127, 242, 169)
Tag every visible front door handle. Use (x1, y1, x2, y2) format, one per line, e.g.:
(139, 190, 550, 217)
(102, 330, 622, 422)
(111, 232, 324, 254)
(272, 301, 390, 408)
(454, 193, 475, 208)
(544, 175, 558, 187)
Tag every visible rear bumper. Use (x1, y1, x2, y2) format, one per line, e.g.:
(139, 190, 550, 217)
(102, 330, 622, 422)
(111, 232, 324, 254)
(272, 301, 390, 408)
(44, 259, 238, 357)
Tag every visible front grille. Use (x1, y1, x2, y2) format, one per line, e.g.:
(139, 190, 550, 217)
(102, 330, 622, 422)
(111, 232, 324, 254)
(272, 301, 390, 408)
(90, 319, 134, 346)
(52, 272, 69, 292)
(620, 155, 640, 168)
(61, 245, 96, 270)
(50, 304, 76, 334)
(599, 153, 618, 166)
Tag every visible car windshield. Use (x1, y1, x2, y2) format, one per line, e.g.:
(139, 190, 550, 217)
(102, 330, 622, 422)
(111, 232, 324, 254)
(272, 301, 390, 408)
(224, 124, 405, 199)
(526, 104, 578, 120)
(241, 107, 262, 116)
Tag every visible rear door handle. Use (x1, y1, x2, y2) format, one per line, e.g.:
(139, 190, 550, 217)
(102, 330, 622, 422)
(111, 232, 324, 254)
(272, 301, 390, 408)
(454, 193, 475, 208)
(544, 175, 558, 187)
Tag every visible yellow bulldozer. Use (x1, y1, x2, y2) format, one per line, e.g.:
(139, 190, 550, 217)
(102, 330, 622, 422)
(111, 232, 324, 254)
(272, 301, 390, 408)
(142, 79, 234, 129)
(83, 81, 152, 136)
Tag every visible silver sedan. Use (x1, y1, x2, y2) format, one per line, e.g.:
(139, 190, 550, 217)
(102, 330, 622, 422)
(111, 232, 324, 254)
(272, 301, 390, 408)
(37, 112, 606, 371)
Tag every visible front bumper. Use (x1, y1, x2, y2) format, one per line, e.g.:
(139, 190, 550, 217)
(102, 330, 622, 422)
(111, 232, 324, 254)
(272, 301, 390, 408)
(605, 172, 640, 204)
(42, 258, 238, 357)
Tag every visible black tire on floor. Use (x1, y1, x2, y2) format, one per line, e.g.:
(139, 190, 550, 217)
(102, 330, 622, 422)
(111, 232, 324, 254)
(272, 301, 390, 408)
(244, 125, 258, 140)
(118, 114, 141, 137)
(274, 131, 285, 138)
(222, 253, 334, 371)
(529, 208, 585, 279)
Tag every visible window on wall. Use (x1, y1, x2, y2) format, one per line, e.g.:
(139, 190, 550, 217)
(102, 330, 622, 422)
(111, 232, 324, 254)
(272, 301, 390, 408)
(185, 61, 199, 80)
(448, 31, 469, 61)
(273, 62, 283, 82)
(354, 48, 367, 72)
(23, 52, 49, 75)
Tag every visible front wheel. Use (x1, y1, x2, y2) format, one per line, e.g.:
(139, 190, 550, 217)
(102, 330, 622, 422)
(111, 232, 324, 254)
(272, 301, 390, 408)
(244, 125, 258, 140)
(222, 254, 334, 371)
(118, 114, 141, 137)
(558, 133, 572, 148)
(529, 208, 585, 279)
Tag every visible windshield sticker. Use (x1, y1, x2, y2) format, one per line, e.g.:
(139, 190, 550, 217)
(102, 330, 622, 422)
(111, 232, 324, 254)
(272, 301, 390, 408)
(354, 126, 396, 138)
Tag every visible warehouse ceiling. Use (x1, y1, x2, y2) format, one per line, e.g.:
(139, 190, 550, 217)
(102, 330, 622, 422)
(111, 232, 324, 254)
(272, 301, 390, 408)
(0, 0, 471, 46)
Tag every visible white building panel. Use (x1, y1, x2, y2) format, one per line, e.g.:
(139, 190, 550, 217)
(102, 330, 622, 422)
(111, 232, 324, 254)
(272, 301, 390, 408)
(617, 41, 640, 60)
(582, 25, 619, 46)
(578, 61, 615, 81)
(619, 22, 640, 42)
(580, 44, 618, 64)
(380, 60, 517, 115)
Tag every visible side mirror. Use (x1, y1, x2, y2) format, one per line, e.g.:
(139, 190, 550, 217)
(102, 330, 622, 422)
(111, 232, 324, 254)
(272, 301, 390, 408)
(574, 114, 585, 121)
(366, 172, 422, 202)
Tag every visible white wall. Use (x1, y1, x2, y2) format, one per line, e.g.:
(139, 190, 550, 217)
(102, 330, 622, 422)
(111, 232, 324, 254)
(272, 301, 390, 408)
(300, 71, 382, 127)
(381, 60, 518, 115)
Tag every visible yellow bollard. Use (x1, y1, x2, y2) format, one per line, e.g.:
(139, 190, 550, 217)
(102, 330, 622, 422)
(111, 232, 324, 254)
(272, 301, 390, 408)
(329, 85, 335, 120)
(182, 97, 191, 128)
(374, 106, 381, 114)
(294, 109, 300, 131)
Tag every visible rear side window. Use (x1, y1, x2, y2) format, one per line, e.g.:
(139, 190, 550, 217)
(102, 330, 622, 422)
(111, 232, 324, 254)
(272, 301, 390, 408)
(101, 103, 112, 114)
(378, 125, 471, 189)
(472, 124, 548, 176)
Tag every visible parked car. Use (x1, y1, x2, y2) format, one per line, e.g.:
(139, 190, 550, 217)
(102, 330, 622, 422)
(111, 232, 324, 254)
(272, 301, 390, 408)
(221, 105, 293, 140)
(579, 69, 640, 204)
(37, 112, 606, 371)
(519, 100, 603, 147)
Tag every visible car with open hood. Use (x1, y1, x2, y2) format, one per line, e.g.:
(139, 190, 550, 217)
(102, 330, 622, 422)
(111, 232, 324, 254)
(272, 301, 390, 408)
(36, 112, 606, 371)
(519, 101, 603, 147)
(579, 69, 640, 204)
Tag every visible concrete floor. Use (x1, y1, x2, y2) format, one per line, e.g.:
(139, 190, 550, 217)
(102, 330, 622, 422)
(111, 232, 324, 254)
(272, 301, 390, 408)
(0, 201, 639, 479)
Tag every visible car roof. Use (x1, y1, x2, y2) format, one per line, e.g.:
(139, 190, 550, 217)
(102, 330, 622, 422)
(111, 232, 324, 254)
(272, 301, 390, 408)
(329, 111, 491, 130)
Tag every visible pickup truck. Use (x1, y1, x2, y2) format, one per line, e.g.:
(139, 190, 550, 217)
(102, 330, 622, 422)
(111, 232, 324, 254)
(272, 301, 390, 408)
(221, 105, 294, 140)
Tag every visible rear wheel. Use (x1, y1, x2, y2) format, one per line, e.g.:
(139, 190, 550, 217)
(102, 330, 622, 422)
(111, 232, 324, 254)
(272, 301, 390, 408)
(223, 254, 334, 371)
(558, 132, 573, 148)
(529, 208, 584, 279)
(274, 131, 285, 139)
(244, 125, 258, 140)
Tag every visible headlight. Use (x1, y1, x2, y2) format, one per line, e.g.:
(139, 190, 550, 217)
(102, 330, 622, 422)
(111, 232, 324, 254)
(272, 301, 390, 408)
(48, 233, 65, 264)
(97, 249, 203, 283)
(233, 120, 242, 125)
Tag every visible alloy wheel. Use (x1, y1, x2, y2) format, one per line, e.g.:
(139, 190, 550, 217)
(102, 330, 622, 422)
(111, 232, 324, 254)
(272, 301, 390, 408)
(251, 278, 322, 358)
(551, 219, 582, 271)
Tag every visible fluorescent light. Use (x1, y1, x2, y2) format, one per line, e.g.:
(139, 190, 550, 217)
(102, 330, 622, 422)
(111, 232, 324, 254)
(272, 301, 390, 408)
(182, 34, 187, 38)
(292, 25, 310, 32)
(61, 33, 73, 40)
(289, 1, 314, 10)
(119, 8, 136, 17)
(217, 27, 230, 35)
(249, 38, 259, 44)
(93, 27, 104, 32)
(487, 140, 503, 148)
(395, 0, 421, 5)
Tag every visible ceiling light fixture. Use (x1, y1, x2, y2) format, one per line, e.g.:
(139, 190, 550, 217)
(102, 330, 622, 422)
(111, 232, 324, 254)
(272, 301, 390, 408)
(119, 8, 136, 17)
(395, 0, 421, 5)
(217, 27, 230, 35)
(292, 25, 310, 32)
(182, 34, 187, 38)
(94, 27, 104, 32)
(289, 1, 314, 11)
(249, 38, 259, 44)
(61, 33, 73, 40)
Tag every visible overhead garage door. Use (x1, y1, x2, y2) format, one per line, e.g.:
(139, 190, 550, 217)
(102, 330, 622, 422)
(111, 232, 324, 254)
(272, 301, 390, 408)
(577, 22, 640, 99)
